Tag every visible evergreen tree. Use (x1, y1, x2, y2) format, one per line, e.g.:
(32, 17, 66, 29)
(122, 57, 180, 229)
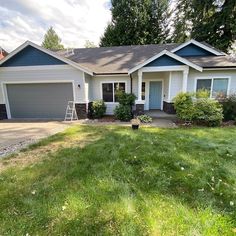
(100, 0, 171, 46)
(42, 27, 64, 50)
(172, 0, 236, 52)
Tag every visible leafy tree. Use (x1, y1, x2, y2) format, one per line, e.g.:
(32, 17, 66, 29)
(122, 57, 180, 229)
(84, 40, 96, 48)
(42, 27, 64, 50)
(172, 0, 236, 52)
(100, 0, 171, 46)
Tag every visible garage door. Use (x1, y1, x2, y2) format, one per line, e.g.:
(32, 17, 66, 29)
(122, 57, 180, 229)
(6, 83, 73, 118)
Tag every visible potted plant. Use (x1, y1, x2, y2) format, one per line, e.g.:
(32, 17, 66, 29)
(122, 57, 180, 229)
(131, 118, 140, 130)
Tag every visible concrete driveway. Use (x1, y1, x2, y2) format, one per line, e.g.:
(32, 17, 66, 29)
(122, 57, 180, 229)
(0, 120, 72, 157)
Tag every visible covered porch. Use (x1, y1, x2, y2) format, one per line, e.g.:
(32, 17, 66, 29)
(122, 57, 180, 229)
(133, 65, 189, 114)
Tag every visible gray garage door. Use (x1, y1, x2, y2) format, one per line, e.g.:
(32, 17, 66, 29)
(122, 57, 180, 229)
(7, 83, 73, 118)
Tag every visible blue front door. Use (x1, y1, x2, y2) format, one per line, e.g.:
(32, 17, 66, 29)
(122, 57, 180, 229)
(149, 81, 162, 109)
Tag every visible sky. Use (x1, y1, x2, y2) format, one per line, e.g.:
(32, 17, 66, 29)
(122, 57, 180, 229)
(0, 0, 112, 52)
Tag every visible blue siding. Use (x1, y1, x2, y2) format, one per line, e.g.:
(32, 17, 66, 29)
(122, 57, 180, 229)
(0, 45, 66, 67)
(175, 44, 214, 57)
(144, 55, 183, 67)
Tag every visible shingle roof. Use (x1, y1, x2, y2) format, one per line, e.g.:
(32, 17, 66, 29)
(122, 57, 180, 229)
(56, 43, 236, 74)
(186, 56, 236, 68)
(57, 43, 180, 74)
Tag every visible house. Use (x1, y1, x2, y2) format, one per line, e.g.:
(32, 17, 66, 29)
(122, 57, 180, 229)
(0, 39, 236, 120)
(0, 47, 8, 60)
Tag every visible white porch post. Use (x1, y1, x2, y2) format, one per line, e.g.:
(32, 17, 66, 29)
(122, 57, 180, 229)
(182, 67, 189, 92)
(137, 69, 143, 101)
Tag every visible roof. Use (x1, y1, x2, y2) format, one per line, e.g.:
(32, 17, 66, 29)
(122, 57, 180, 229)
(57, 42, 235, 74)
(57, 43, 181, 74)
(187, 56, 236, 68)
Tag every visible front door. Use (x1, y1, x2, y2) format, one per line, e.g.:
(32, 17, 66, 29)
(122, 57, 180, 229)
(149, 81, 162, 109)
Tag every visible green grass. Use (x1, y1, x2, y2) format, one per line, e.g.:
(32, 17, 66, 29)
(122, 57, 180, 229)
(0, 125, 236, 235)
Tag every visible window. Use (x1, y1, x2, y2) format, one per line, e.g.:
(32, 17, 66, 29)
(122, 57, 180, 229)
(196, 78, 229, 98)
(102, 82, 126, 102)
(102, 83, 113, 102)
(142, 82, 145, 100)
(212, 78, 228, 98)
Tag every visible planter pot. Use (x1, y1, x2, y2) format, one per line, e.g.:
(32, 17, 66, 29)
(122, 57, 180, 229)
(132, 124, 139, 130)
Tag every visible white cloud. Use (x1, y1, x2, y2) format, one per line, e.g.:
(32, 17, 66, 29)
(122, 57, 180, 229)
(0, 0, 111, 52)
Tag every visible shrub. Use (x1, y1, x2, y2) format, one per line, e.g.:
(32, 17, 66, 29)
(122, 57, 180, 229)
(116, 91, 136, 106)
(137, 114, 152, 123)
(193, 99, 223, 127)
(90, 100, 106, 118)
(221, 94, 236, 121)
(196, 89, 210, 99)
(173, 92, 195, 121)
(114, 92, 136, 121)
(114, 104, 132, 121)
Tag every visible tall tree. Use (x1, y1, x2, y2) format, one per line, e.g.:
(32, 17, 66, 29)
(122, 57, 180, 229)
(172, 0, 236, 52)
(42, 27, 64, 50)
(100, 0, 171, 47)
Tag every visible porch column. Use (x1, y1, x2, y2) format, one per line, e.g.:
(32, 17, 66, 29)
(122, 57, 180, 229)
(134, 70, 144, 115)
(182, 68, 189, 92)
(137, 70, 142, 101)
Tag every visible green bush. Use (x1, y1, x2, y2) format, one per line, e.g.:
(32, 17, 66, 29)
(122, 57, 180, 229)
(221, 94, 236, 121)
(114, 104, 132, 121)
(173, 92, 195, 121)
(114, 92, 136, 121)
(194, 99, 223, 127)
(137, 114, 152, 123)
(91, 100, 106, 118)
(116, 91, 136, 106)
(196, 89, 210, 99)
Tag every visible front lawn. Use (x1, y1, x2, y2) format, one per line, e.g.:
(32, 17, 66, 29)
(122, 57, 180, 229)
(0, 125, 236, 235)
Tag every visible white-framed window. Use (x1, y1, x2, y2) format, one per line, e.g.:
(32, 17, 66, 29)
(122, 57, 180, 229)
(101, 82, 126, 102)
(196, 77, 229, 98)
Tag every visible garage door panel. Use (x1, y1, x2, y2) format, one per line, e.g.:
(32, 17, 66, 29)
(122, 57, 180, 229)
(7, 83, 73, 118)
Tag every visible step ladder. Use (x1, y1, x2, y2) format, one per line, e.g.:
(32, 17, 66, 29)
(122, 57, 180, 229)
(64, 101, 78, 121)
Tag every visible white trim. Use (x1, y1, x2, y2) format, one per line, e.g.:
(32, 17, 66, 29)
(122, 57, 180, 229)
(0, 64, 74, 72)
(94, 74, 129, 77)
(141, 65, 189, 73)
(203, 67, 236, 71)
(100, 80, 127, 103)
(0, 41, 93, 75)
(128, 50, 202, 74)
(1, 80, 76, 119)
(171, 39, 225, 56)
(194, 76, 231, 98)
(168, 72, 172, 101)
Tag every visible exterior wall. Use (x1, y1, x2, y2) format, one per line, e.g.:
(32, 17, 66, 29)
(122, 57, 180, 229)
(175, 44, 215, 57)
(0, 45, 66, 67)
(90, 75, 131, 115)
(144, 55, 183, 67)
(188, 69, 236, 94)
(170, 71, 183, 100)
(0, 65, 86, 118)
(132, 72, 169, 110)
(0, 65, 85, 104)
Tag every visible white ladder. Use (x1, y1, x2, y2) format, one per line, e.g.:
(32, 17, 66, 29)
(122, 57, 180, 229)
(64, 101, 78, 121)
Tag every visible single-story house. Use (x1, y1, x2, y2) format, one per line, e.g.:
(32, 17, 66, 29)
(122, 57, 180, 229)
(0, 39, 236, 119)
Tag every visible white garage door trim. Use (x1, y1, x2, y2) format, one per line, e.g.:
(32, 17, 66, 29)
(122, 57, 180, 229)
(2, 80, 76, 119)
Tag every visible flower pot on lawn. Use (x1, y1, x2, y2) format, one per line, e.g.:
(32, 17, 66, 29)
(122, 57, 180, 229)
(131, 118, 140, 130)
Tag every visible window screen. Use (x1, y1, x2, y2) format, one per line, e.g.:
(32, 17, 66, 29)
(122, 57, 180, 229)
(196, 79, 212, 92)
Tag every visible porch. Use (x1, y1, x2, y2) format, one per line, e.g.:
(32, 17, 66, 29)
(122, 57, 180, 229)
(144, 110, 176, 120)
(133, 65, 189, 114)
